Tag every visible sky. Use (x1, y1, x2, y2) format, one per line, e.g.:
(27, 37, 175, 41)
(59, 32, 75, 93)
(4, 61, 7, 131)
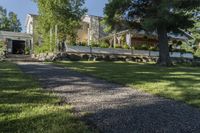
(0, 0, 108, 32)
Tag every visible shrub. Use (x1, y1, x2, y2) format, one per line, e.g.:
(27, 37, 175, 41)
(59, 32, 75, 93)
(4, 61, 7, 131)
(122, 44, 130, 49)
(25, 47, 31, 55)
(0, 40, 6, 56)
(90, 40, 99, 47)
(195, 48, 200, 57)
(148, 46, 158, 51)
(115, 45, 122, 49)
(99, 41, 109, 48)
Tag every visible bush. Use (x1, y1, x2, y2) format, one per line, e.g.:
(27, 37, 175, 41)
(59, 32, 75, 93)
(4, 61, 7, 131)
(115, 45, 122, 49)
(90, 40, 99, 47)
(76, 42, 87, 46)
(25, 47, 31, 55)
(195, 48, 200, 57)
(122, 44, 130, 49)
(149, 46, 158, 51)
(99, 41, 109, 48)
(0, 40, 6, 56)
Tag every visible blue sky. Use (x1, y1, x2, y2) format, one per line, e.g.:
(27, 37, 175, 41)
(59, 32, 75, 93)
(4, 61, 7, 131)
(0, 0, 108, 32)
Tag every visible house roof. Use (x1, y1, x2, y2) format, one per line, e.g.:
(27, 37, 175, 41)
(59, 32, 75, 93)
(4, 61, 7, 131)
(28, 13, 39, 18)
(0, 31, 32, 39)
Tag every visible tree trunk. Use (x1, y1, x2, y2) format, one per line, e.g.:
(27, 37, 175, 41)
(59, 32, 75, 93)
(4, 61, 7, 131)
(157, 24, 172, 66)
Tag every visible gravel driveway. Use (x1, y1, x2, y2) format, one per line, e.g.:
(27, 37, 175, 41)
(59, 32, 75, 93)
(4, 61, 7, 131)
(17, 62, 200, 133)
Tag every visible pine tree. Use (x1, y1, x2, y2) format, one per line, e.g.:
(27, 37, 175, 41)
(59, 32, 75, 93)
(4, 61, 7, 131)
(0, 6, 22, 32)
(104, 0, 200, 66)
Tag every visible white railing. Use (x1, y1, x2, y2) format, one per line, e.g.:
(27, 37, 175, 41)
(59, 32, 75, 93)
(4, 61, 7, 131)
(66, 45, 194, 59)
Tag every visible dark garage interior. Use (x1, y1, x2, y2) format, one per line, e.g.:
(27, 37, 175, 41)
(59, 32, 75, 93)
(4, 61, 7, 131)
(12, 40, 25, 54)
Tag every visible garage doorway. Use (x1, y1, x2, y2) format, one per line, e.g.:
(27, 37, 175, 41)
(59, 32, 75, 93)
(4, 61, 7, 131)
(12, 40, 25, 54)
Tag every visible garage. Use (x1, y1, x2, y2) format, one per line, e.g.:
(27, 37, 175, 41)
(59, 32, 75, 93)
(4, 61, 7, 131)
(12, 40, 26, 54)
(0, 31, 32, 55)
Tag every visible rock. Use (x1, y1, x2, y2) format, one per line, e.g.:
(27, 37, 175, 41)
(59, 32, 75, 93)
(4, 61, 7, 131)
(102, 55, 110, 61)
(69, 54, 81, 61)
(82, 54, 89, 60)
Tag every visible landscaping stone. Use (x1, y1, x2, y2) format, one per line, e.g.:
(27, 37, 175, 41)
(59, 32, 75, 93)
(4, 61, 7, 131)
(68, 54, 82, 61)
(31, 52, 194, 64)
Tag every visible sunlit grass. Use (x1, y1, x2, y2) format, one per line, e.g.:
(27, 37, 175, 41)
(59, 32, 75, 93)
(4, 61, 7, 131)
(55, 61, 200, 108)
(0, 61, 96, 133)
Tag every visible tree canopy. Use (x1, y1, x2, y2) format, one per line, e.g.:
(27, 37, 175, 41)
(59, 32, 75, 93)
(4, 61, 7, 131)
(0, 6, 22, 32)
(104, 0, 200, 66)
(34, 0, 87, 53)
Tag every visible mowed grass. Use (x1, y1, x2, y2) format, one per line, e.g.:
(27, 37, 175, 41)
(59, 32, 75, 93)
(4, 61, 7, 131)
(0, 62, 95, 133)
(55, 61, 200, 108)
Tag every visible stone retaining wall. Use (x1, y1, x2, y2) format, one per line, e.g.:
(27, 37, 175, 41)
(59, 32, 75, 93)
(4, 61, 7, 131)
(32, 52, 196, 65)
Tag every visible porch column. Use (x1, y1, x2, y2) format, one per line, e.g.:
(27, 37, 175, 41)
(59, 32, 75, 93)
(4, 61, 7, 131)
(88, 27, 91, 46)
(126, 32, 132, 47)
(114, 33, 116, 48)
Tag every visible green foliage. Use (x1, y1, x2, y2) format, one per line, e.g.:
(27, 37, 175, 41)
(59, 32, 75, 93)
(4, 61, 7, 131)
(99, 41, 109, 48)
(76, 42, 87, 46)
(34, 0, 87, 53)
(114, 45, 122, 49)
(195, 48, 200, 57)
(0, 40, 5, 56)
(90, 40, 99, 47)
(122, 44, 130, 49)
(104, 0, 200, 33)
(34, 35, 57, 54)
(103, 0, 200, 65)
(134, 44, 150, 51)
(25, 47, 31, 55)
(0, 6, 22, 32)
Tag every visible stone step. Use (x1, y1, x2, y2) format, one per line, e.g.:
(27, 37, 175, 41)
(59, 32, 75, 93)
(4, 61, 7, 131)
(5, 54, 39, 62)
(7, 54, 31, 58)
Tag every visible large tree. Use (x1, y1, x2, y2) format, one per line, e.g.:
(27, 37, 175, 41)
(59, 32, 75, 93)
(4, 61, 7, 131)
(34, 0, 87, 52)
(104, 0, 200, 66)
(189, 11, 200, 47)
(0, 6, 22, 32)
(8, 12, 22, 32)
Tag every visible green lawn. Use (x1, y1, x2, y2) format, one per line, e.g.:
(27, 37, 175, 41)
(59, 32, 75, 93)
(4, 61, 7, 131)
(0, 62, 95, 133)
(55, 61, 200, 108)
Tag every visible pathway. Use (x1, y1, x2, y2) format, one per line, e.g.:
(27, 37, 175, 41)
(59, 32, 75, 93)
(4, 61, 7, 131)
(17, 62, 200, 133)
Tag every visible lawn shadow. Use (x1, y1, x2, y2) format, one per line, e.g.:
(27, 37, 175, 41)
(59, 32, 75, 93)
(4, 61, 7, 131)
(55, 61, 200, 107)
(17, 62, 200, 132)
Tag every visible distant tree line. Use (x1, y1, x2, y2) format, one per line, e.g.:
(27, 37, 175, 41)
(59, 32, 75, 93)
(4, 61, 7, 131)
(0, 6, 22, 32)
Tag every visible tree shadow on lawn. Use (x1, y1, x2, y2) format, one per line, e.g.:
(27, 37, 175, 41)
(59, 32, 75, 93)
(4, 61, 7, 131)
(0, 107, 92, 133)
(56, 61, 200, 107)
(0, 62, 95, 133)
(16, 62, 200, 132)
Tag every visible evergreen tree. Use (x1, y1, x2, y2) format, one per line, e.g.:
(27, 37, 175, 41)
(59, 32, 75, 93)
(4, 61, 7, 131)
(8, 12, 22, 32)
(0, 6, 9, 31)
(0, 6, 22, 32)
(104, 0, 200, 66)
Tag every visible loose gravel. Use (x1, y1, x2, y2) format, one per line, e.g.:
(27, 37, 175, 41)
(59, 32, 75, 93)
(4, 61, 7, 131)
(17, 62, 200, 133)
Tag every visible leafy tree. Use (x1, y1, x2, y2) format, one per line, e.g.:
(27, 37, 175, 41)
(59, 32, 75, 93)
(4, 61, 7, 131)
(0, 6, 22, 32)
(189, 12, 200, 46)
(0, 6, 9, 31)
(104, 0, 200, 66)
(8, 12, 22, 32)
(34, 0, 87, 52)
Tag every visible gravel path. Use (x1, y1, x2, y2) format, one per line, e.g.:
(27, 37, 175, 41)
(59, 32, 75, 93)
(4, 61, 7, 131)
(17, 62, 200, 133)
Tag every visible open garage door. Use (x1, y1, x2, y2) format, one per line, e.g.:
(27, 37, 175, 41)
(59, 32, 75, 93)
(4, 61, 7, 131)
(12, 40, 25, 54)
